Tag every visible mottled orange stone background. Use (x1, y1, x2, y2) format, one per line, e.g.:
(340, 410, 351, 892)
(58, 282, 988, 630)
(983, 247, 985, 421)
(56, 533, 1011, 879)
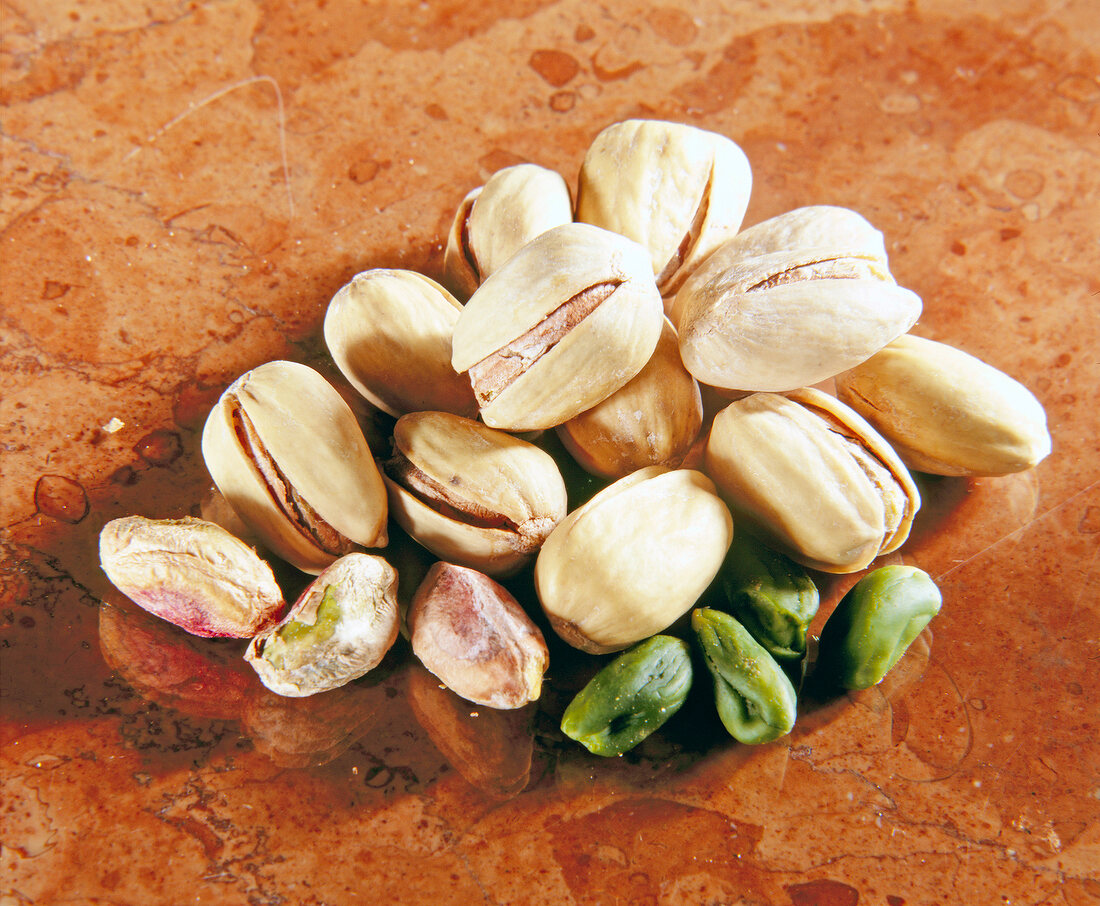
(2, 1, 1098, 904)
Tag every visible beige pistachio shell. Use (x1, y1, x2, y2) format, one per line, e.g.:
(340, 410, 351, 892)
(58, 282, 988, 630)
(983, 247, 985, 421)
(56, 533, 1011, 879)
(201, 360, 388, 574)
(245, 553, 399, 697)
(534, 466, 734, 653)
(99, 515, 285, 638)
(557, 317, 703, 479)
(383, 411, 567, 576)
(443, 164, 573, 299)
(673, 206, 922, 392)
(451, 222, 663, 431)
(576, 119, 752, 295)
(323, 269, 477, 418)
(704, 389, 920, 573)
(835, 333, 1052, 476)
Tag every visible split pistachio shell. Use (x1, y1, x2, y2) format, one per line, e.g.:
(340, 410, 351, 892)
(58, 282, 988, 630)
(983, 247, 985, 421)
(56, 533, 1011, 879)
(443, 163, 573, 299)
(323, 269, 477, 418)
(201, 360, 388, 574)
(673, 205, 922, 391)
(534, 466, 734, 653)
(556, 317, 703, 479)
(576, 119, 752, 295)
(383, 411, 568, 576)
(409, 562, 549, 710)
(245, 553, 399, 697)
(835, 333, 1051, 476)
(451, 222, 664, 431)
(99, 515, 285, 638)
(705, 388, 920, 573)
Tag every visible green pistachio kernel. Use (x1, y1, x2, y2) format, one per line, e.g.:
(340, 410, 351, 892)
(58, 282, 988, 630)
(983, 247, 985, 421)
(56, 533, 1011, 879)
(817, 564, 942, 689)
(560, 635, 692, 756)
(692, 607, 797, 745)
(263, 586, 342, 669)
(718, 534, 819, 662)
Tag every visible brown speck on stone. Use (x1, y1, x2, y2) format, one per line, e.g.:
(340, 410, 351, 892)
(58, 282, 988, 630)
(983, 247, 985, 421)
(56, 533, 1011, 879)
(574, 24, 595, 42)
(549, 91, 575, 113)
(133, 429, 183, 466)
(34, 474, 89, 523)
(348, 158, 381, 184)
(786, 879, 860, 906)
(424, 103, 448, 120)
(42, 280, 72, 300)
(110, 465, 138, 486)
(529, 49, 580, 87)
(949, 240, 966, 255)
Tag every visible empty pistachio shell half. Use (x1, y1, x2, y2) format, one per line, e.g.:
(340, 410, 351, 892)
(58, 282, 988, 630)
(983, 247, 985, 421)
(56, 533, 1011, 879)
(245, 553, 399, 697)
(451, 222, 664, 431)
(673, 205, 922, 391)
(556, 317, 703, 479)
(835, 333, 1051, 476)
(705, 388, 920, 574)
(576, 119, 752, 295)
(99, 515, 285, 638)
(202, 360, 388, 575)
(383, 411, 568, 577)
(323, 269, 477, 418)
(443, 163, 573, 299)
(535, 466, 734, 653)
(408, 562, 549, 710)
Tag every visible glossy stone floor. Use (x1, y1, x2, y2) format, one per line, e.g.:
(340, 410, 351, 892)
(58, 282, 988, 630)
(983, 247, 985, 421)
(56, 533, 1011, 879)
(2, 0, 1098, 903)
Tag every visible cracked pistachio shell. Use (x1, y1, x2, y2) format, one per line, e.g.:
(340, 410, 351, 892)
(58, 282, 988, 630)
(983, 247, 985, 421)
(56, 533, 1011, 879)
(323, 269, 477, 418)
(451, 222, 664, 431)
(245, 553, 399, 697)
(534, 466, 734, 653)
(99, 515, 285, 638)
(409, 562, 549, 710)
(576, 119, 752, 296)
(202, 360, 388, 575)
(705, 388, 920, 574)
(835, 333, 1052, 476)
(556, 317, 703, 479)
(673, 205, 922, 392)
(443, 164, 573, 299)
(383, 411, 568, 577)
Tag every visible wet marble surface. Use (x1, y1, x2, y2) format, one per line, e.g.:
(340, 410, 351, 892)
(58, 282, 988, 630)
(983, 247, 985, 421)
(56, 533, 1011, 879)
(2, 0, 1099, 903)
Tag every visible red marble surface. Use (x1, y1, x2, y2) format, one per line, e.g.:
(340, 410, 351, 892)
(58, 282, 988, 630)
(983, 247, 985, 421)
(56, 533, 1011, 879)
(2, 1, 1098, 903)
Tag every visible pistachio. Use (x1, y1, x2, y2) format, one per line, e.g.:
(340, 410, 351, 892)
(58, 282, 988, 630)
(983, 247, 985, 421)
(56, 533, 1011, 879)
(201, 360, 388, 574)
(575, 119, 752, 296)
(443, 163, 573, 299)
(451, 222, 664, 431)
(673, 206, 922, 391)
(323, 269, 477, 418)
(408, 562, 549, 710)
(835, 333, 1051, 476)
(534, 466, 733, 653)
(692, 607, 797, 745)
(816, 565, 942, 689)
(705, 388, 920, 573)
(245, 553, 399, 697)
(560, 635, 693, 756)
(382, 411, 568, 576)
(98, 515, 285, 638)
(556, 317, 703, 479)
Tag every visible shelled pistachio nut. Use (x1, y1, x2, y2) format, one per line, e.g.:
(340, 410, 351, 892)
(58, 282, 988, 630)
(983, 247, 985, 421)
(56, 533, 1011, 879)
(835, 333, 1051, 476)
(99, 515, 285, 638)
(451, 222, 664, 431)
(535, 466, 733, 653)
(443, 163, 573, 299)
(716, 533, 819, 662)
(382, 411, 568, 576)
(673, 205, 922, 391)
(692, 607, 798, 745)
(576, 119, 752, 296)
(816, 565, 942, 689)
(245, 553, 399, 697)
(323, 269, 477, 418)
(560, 635, 693, 757)
(705, 388, 920, 573)
(202, 360, 388, 574)
(556, 317, 703, 479)
(409, 562, 549, 710)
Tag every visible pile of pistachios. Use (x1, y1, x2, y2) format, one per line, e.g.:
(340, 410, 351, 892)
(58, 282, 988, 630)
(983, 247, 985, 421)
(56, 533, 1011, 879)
(99, 119, 1051, 757)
